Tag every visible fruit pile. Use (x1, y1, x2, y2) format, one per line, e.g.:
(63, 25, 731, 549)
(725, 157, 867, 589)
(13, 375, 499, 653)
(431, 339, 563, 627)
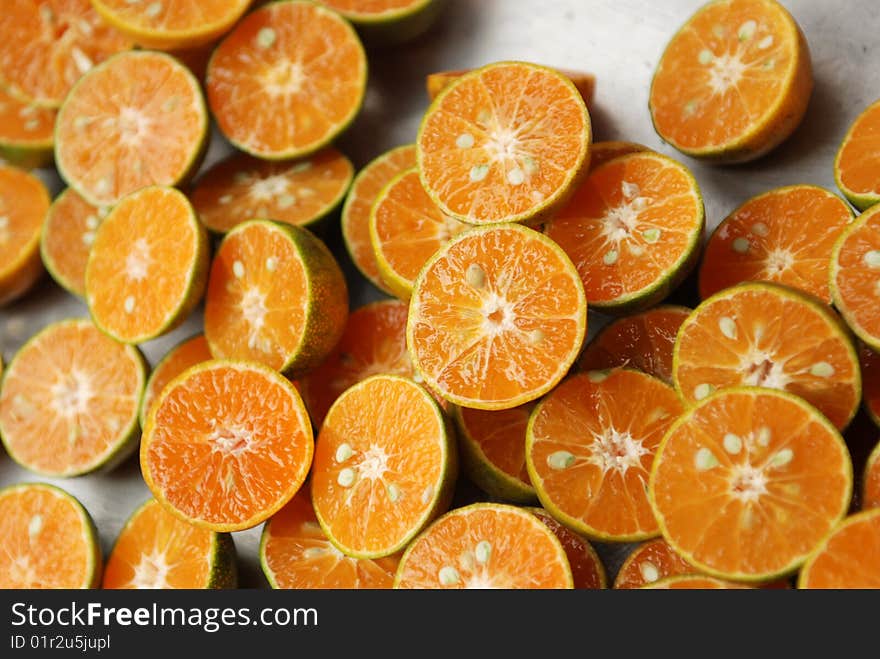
(1, 0, 879, 590)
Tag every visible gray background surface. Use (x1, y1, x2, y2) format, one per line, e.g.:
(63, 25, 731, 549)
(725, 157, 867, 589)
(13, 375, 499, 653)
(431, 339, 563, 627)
(1, 0, 877, 587)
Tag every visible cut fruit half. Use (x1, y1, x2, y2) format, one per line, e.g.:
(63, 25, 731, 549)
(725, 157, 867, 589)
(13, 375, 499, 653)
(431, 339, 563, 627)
(141, 360, 314, 532)
(139, 334, 212, 428)
(317, 0, 444, 45)
(613, 538, 694, 589)
(418, 61, 591, 225)
(673, 281, 861, 430)
(642, 575, 748, 589)
(650, 387, 852, 582)
(0, 87, 55, 169)
(864, 440, 880, 510)
(426, 66, 596, 107)
(103, 498, 237, 589)
(0, 164, 50, 305)
(0, 319, 145, 477)
(0, 483, 101, 589)
(798, 509, 880, 588)
(834, 98, 880, 211)
(311, 375, 456, 559)
(528, 507, 606, 589)
(544, 151, 704, 313)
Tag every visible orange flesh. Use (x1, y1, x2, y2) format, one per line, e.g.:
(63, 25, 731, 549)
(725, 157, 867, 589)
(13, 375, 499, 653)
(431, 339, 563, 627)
(418, 62, 590, 224)
(836, 99, 880, 204)
(55, 51, 205, 206)
(644, 576, 747, 589)
(799, 509, 880, 588)
(649, 0, 801, 152)
(86, 187, 204, 342)
(0, 86, 55, 146)
(343, 145, 416, 292)
(142, 362, 313, 531)
(191, 148, 353, 233)
(372, 168, 467, 295)
(578, 306, 690, 383)
(319, 0, 426, 18)
(651, 389, 852, 579)
(530, 508, 606, 589)
(426, 67, 596, 108)
(103, 499, 216, 589)
(614, 538, 694, 589)
(142, 335, 212, 425)
(458, 404, 533, 488)
(407, 225, 586, 409)
(860, 344, 880, 427)
(699, 186, 853, 303)
(263, 490, 399, 589)
(528, 369, 683, 540)
(674, 284, 860, 430)
(0, 320, 143, 476)
(41, 189, 105, 297)
(832, 206, 880, 347)
(588, 141, 648, 170)
(311, 376, 448, 557)
(301, 300, 413, 429)
(0, 485, 94, 588)
(0, 0, 132, 107)
(864, 442, 880, 510)
(395, 504, 573, 589)
(545, 153, 703, 306)
(0, 164, 50, 305)
(207, 2, 366, 159)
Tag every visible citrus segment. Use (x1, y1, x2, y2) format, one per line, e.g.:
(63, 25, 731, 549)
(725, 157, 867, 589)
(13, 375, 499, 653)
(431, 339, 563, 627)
(860, 344, 880, 428)
(527, 369, 684, 541)
(103, 498, 237, 589)
(642, 575, 748, 589)
(418, 61, 591, 225)
(798, 509, 880, 588)
(864, 441, 880, 510)
(342, 144, 416, 294)
(613, 538, 694, 589)
(191, 148, 354, 234)
(0, 87, 55, 169)
(529, 508, 606, 589)
(649, 0, 812, 162)
(673, 282, 860, 430)
(140, 334, 212, 428)
(588, 140, 648, 170)
(650, 387, 852, 581)
(206, 1, 367, 160)
(311, 375, 455, 559)
(85, 187, 208, 344)
(578, 305, 690, 384)
(0, 319, 145, 476)
(426, 67, 596, 107)
(699, 185, 854, 303)
(370, 167, 468, 299)
(0, 0, 132, 108)
(407, 224, 586, 410)
(544, 151, 704, 312)
(394, 503, 573, 589)
(316, 0, 443, 45)
(141, 360, 314, 532)
(204, 220, 348, 376)
(260, 490, 399, 589)
(55, 50, 207, 207)
(0, 483, 100, 589)
(0, 164, 50, 305)
(834, 98, 880, 211)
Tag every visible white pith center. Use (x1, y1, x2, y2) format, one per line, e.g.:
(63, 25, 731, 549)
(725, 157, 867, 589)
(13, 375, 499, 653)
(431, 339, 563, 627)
(240, 288, 271, 353)
(249, 175, 290, 201)
(50, 371, 93, 417)
(587, 427, 651, 476)
(9, 556, 37, 586)
(358, 444, 390, 481)
(465, 573, 497, 589)
(707, 52, 747, 94)
(765, 248, 794, 274)
(729, 463, 768, 503)
(738, 348, 791, 390)
(485, 126, 520, 163)
(117, 106, 152, 146)
(265, 61, 305, 96)
(208, 424, 252, 455)
(480, 292, 516, 335)
(125, 238, 151, 281)
(131, 549, 171, 589)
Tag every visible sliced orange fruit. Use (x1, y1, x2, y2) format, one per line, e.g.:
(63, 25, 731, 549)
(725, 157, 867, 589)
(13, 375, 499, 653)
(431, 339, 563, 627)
(394, 503, 573, 589)
(0, 319, 145, 476)
(204, 219, 348, 376)
(529, 507, 606, 589)
(91, 0, 251, 51)
(139, 334, 212, 428)
(831, 205, 880, 353)
(311, 375, 456, 559)
(103, 498, 237, 589)
(55, 50, 207, 207)
(0, 164, 50, 306)
(141, 360, 313, 532)
(426, 66, 596, 107)
(673, 282, 861, 430)
(588, 140, 648, 170)
(699, 185, 854, 304)
(453, 404, 536, 503)
(578, 305, 690, 384)
(544, 151, 704, 313)
(407, 224, 587, 410)
(342, 144, 416, 294)
(0, 483, 101, 589)
(650, 387, 852, 581)
(370, 167, 468, 299)
(864, 440, 880, 510)
(649, 0, 812, 163)
(418, 61, 591, 225)
(40, 188, 109, 298)
(798, 509, 880, 588)
(526, 368, 684, 541)
(85, 186, 209, 344)
(0, 0, 132, 108)
(190, 148, 354, 234)
(860, 344, 880, 428)
(835, 98, 880, 211)
(260, 490, 399, 589)
(0, 87, 55, 169)
(317, 0, 444, 45)
(642, 575, 748, 589)
(613, 538, 694, 589)
(206, 1, 367, 160)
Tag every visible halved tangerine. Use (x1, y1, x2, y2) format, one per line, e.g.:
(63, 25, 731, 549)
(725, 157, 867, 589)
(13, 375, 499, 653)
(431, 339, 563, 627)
(613, 538, 694, 589)
(859, 344, 880, 428)
(835, 98, 880, 211)
(528, 507, 606, 589)
(317, 0, 445, 45)
(864, 440, 880, 510)
(426, 66, 596, 107)
(139, 334, 212, 428)
(0, 164, 50, 306)
(0, 87, 55, 169)
(642, 575, 748, 589)
(798, 509, 880, 588)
